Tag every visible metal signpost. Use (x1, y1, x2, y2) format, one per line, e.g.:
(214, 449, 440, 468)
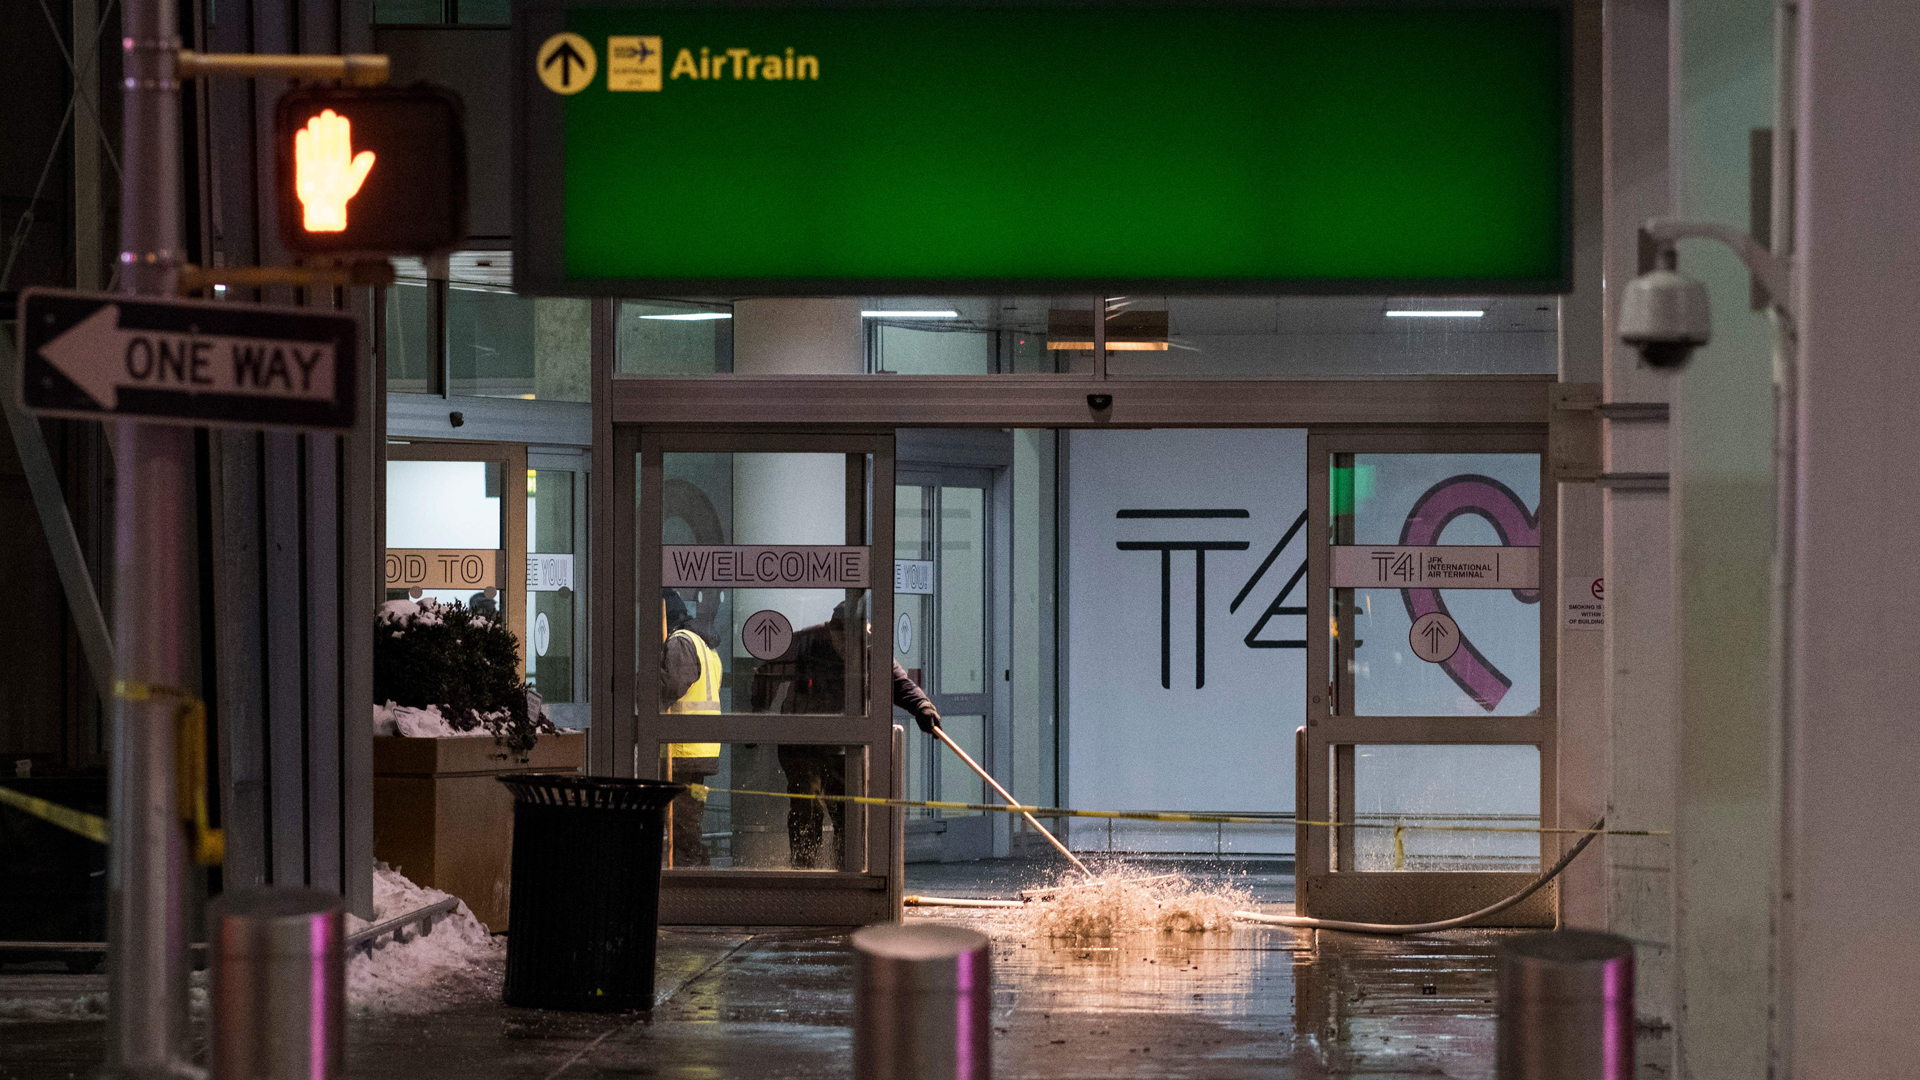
(103, 0, 198, 1070)
(19, 0, 456, 1071)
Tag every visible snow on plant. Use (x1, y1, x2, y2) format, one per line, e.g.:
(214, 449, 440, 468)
(372, 598, 553, 752)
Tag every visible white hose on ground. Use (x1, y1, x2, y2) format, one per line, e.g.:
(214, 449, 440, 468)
(932, 725, 1094, 878)
(1231, 816, 1606, 935)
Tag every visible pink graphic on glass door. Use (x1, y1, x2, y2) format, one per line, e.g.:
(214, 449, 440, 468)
(1398, 475, 1540, 711)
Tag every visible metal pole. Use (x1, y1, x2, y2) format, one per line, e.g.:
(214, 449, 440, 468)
(1496, 930, 1634, 1080)
(852, 923, 992, 1080)
(206, 890, 346, 1080)
(108, 0, 195, 1071)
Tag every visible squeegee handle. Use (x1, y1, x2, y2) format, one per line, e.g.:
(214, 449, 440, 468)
(932, 725, 1093, 878)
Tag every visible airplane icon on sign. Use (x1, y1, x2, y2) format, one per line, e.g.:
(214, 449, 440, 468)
(613, 40, 656, 62)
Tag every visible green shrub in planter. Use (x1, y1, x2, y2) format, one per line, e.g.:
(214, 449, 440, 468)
(373, 600, 554, 753)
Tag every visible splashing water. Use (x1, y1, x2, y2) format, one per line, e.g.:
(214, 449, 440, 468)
(1020, 866, 1249, 941)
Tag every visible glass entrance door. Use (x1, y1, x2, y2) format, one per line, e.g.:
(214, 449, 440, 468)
(1301, 429, 1556, 923)
(526, 450, 589, 729)
(620, 430, 897, 926)
(384, 442, 528, 674)
(896, 468, 996, 862)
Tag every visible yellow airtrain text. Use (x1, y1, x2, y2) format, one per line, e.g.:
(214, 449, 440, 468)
(669, 46, 819, 81)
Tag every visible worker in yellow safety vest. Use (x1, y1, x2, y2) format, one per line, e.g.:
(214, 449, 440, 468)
(662, 590, 723, 865)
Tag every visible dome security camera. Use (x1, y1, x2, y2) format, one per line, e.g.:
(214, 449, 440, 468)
(1619, 266, 1712, 369)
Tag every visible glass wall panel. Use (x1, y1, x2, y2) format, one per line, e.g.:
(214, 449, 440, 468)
(864, 299, 1062, 373)
(1330, 452, 1543, 718)
(610, 295, 1555, 376)
(618, 300, 734, 375)
(370, 0, 503, 23)
(384, 459, 502, 609)
(936, 715, 986, 815)
(660, 743, 867, 872)
(895, 484, 931, 816)
(937, 486, 986, 695)
(656, 451, 872, 717)
(455, 0, 508, 23)
(446, 252, 590, 401)
(527, 469, 575, 704)
(384, 257, 434, 393)
(1009, 429, 1058, 812)
(1346, 744, 1541, 872)
(873, 324, 993, 374)
(372, 0, 442, 23)
(1108, 297, 1558, 377)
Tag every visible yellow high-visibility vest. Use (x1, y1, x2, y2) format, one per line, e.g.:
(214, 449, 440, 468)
(667, 628, 721, 759)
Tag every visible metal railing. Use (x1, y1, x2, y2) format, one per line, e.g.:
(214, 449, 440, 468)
(343, 898, 462, 957)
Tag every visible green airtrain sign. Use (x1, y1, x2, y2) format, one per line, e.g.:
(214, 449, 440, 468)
(514, 1, 1570, 295)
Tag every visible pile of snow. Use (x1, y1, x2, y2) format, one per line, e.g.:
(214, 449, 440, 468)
(379, 597, 445, 625)
(346, 864, 502, 1014)
(372, 701, 487, 739)
(0, 991, 108, 1022)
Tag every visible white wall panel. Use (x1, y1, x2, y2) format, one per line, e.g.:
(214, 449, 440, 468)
(1065, 429, 1306, 853)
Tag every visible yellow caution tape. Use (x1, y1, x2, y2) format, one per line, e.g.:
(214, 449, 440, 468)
(0, 784, 109, 845)
(114, 680, 225, 865)
(685, 785, 1669, 839)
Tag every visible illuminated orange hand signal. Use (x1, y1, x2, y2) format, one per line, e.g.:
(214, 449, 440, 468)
(293, 109, 375, 233)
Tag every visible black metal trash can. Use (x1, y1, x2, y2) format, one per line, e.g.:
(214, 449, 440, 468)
(498, 774, 685, 1012)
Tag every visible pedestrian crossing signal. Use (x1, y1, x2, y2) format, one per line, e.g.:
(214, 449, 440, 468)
(275, 85, 468, 256)
(294, 109, 376, 232)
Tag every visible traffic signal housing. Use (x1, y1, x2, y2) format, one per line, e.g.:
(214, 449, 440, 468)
(275, 85, 468, 256)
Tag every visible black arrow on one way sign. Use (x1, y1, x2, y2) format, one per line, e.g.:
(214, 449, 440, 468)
(16, 288, 358, 431)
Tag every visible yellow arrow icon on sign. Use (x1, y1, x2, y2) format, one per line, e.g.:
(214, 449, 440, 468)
(537, 32, 597, 95)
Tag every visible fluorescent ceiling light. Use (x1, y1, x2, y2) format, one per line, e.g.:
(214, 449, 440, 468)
(638, 312, 732, 321)
(1384, 309, 1485, 318)
(1045, 340, 1169, 351)
(861, 310, 960, 319)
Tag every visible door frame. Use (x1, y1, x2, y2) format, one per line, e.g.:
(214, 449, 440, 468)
(595, 362, 1557, 925)
(895, 463, 1004, 863)
(1300, 426, 1557, 924)
(526, 448, 591, 728)
(615, 427, 898, 926)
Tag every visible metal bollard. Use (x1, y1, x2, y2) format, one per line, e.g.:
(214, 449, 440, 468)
(207, 888, 345, 1080)
(1497, 930, 1634, 1080)
(853, 923, 991, 1080)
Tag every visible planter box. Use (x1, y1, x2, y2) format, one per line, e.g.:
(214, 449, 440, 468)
(372, 733, 585, 931)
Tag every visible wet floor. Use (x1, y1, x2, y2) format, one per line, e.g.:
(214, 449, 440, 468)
(0, 859, 1667, 1079)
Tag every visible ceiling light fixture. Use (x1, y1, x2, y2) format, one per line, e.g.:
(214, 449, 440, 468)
(1384, 309, 1485, 318)
(861, 310, 960, 319)
(637, 312, 732, 321)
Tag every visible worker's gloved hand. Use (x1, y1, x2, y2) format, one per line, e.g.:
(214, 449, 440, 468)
(915, 708, 942, 735)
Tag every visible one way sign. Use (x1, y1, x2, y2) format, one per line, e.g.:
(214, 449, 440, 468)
(16, 288, 358, 431)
